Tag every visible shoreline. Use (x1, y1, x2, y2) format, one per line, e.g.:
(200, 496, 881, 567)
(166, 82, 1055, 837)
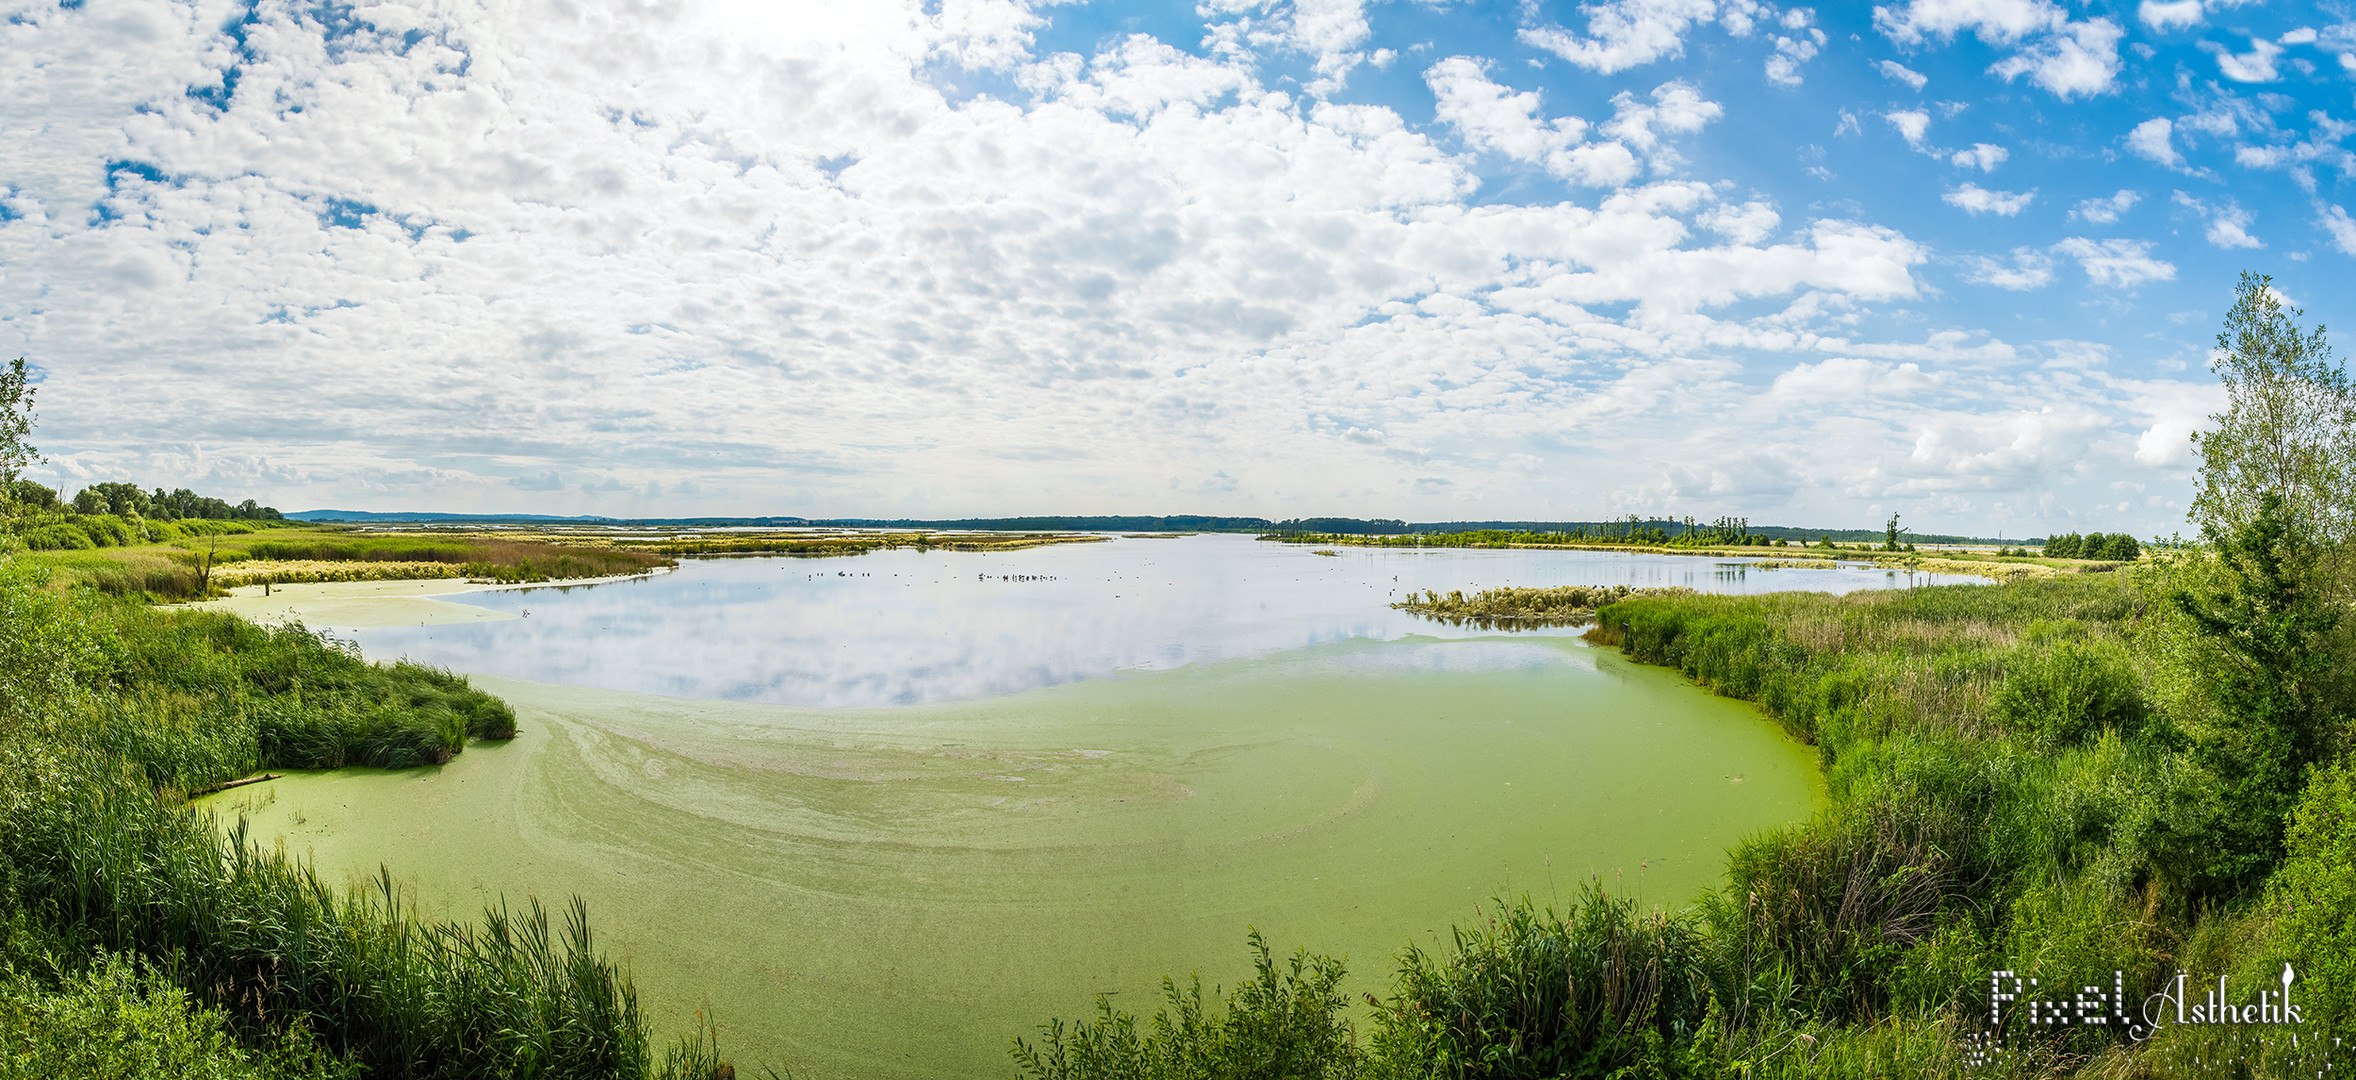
(182, 568, 671, 628)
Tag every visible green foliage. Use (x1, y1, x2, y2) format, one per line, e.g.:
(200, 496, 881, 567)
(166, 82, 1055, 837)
(0, 945, 349, 1080)
(2166, 492, 2347, 892)
(1991, 640, 2147, 747)
(1376, 890, 1711, 1079)
(1725, 741, 2015, 1023)
(0, 359, 36, 520)
(2260, 755, 2356, 1039)
(68, 480, 282, 522)
(0, 554, 695, 1080)
(2190, 271, 2356, 544)
(2040, 533, 2139, 561)
(1393, 584, 1695, 627)
(1011, 929, 1360, 1080)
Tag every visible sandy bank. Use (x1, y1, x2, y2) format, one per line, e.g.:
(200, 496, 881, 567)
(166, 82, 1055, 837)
(185, 570, 666, 628)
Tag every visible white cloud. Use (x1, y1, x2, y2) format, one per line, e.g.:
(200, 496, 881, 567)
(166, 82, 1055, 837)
(1877, 59, 1929, 89)
(0, 0, 2214, 532)
(1426, 57, 1588, 162)
(1604, 80, 1725, 154)
(1874, 0, 2125, 98)
(2137, 1, 2203, 32)
(1767, 26, 1827, 87)
(1950, 143, 2008, 170)
(2322, 204, 2356, 256)
(2129, 381, 2225, 468)
(1517, 0, 1721, 74)
(1699, 200, 1780, 243)
(2281, 27, 2319, 45)
(2054, 237, 2178, 286)
(1943, 183, 2034, 215)
(1769, 357, 1937, 402)
(1962, 247, 2055, 289)
(2071, 189, 2140, 223)
(2173, 192, 2263, 248)
(2126, 117, 2182, 167)
(1423, 57, 1643, 186)
(2203, 36, 2284, 82)
(1886, 109, 1932, 148)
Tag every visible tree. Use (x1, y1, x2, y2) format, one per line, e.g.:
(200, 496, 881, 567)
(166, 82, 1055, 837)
(2168, 492, 2343, 889)
(2190, 273, 2356, 542)
(1883, 512, 1906, 552)
(0, 356, 38, 521)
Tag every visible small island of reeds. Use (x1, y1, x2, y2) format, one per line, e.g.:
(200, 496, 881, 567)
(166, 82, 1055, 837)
(1392, 583, 1698, 626)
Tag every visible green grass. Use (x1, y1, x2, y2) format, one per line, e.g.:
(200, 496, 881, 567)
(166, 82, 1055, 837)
(15, 527, 675, 601)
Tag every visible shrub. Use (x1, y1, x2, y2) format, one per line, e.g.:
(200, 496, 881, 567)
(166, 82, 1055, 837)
(18, 524, 93, 551)
(1990, 641, 2146, 746)
(1374, 890, 1711, 1077)
(1011, 930, 1360, 1080)
(0, 947, 345, 1080)
(2261, 755, 2356, 1039)
(74, 515, 135, 548)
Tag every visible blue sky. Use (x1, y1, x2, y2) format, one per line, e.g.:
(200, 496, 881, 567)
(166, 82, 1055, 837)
(2, 0, 2351, 535)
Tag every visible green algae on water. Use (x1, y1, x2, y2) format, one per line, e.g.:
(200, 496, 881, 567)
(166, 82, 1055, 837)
(209, 634, 1820, 1080)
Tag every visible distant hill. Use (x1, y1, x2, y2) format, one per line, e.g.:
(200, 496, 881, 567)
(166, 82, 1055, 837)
(288, 510, 2040, 544)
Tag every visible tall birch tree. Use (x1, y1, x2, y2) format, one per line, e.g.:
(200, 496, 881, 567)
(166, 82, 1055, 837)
(2189, 273, 2356, 542)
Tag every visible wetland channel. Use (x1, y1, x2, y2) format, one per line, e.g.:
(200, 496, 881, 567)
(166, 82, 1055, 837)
(202, 535, 1986, 1079)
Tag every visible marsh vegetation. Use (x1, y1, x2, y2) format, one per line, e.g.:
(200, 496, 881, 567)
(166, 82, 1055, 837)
(1009, 273, 2356, 1077)
(0, 559, 734, 1078)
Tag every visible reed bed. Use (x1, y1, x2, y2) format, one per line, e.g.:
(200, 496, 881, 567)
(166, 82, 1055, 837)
(1392, 584, 1697, 626)
(23, 529, 675, 601)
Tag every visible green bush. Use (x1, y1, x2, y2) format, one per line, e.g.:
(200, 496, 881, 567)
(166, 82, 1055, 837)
(17, 524, 92, 551)
(1991, 641, 2146, 746)
(2261, 755, 2356, 1039)
(1012, 930, 1360, 1080)
(0, 948, 347, 1080)
(74, 514, 135, 548)
(1376, 890, 1711, 1078)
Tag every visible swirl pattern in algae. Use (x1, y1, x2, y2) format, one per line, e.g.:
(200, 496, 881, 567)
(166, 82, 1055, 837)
(208, 634, 1820, 1079)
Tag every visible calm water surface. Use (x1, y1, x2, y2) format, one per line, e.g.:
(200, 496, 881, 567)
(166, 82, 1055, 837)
(234, 537, 1981, 1078)
(346, 535, 1982, 707)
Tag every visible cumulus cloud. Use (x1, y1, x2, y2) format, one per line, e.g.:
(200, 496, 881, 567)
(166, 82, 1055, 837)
(1766, 11, 1827, 87)
(1699, 200, 1780, 244)
(2126, 118, 2183, 167)
(2173, 192, 2263, 248)
(1423, 57, 1641, 186)
(2137, 1, 2203, 32)
(1874, 0, 2125, 98)
(1950, 143, 2008, 171)
(1518, 0, 1722, 74)
(1944, 183, 2034, 215)
(2071, 189, 2140, 223)
(0, 0, 2233, 532)
(1603, 80, 1725, 154)
(2054, 237, 2177, 286)
(1886, 109, 1932, 148)
(2323, 204, 2356, 256)
(1962, 247, 2055, 289)
(1877, 59, 1929, 89)
(2202, 36, 2283, 82)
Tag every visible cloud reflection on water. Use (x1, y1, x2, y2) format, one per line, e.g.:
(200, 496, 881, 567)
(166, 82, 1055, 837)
(345, 535, 1982, 708)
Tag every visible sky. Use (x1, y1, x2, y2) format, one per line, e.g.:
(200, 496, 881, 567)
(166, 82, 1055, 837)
(3, 0, 2352, 535)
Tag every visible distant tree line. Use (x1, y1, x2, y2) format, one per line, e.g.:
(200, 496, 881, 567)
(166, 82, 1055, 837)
(2042, 532, 2141, 560)
(6, 478, 282, 522)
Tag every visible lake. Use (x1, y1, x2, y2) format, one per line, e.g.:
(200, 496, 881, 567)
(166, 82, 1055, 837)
(210, 536, 1978, 1078)
(333, 535, 1982, 708)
